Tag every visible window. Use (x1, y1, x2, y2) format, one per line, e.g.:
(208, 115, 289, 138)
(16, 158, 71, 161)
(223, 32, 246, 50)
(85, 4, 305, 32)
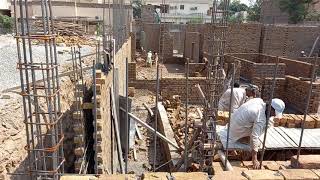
(170, 6, 177, 10)
(180, 5, 184, 10)
(190, 7, 198, 11)
(160, 4, 169, 13)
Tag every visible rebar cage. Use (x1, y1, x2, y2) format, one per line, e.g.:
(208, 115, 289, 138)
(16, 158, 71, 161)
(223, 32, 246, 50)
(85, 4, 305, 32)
(14, 0, 65, 179)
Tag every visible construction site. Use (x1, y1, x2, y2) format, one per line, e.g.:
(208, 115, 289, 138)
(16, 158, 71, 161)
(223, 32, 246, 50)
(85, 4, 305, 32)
(2, 0, 320, 179)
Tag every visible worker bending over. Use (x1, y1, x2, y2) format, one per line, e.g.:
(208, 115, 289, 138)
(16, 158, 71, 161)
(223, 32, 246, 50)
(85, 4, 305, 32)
(223, 98, 285, 169)
(218, 83, 256, 113)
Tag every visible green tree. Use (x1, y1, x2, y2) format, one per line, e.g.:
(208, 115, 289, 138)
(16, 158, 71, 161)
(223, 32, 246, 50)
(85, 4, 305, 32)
(279, 0, 315, 24)
(0, 15, 13, 33)
(247, 0, 262, 22)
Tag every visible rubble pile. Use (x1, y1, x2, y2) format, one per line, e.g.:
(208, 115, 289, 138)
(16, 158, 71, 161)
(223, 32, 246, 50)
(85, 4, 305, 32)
(163, 95, 199, 150)
(56, 36, 97, 47)
(33, 20, 85, 36)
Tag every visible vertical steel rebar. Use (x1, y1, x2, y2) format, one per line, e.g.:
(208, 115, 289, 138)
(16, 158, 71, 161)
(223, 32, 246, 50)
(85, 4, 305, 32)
(153, 62, 160, 171)
(224, 63, 235, 170)
(125, 57, 129, 173)
(296, 56, 318, 162)
(184, 58, 190, 171)
(259, 57, 279, 168)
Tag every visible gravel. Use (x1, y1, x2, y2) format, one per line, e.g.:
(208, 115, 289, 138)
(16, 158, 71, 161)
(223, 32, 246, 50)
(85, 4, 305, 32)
(0, 34, 95, 92)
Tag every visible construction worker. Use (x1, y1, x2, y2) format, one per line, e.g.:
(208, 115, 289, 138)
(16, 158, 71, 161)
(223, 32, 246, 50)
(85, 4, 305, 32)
(146, 51, 152, 67)
(218, 83, 256, 113)
(221, 98, 285, 169)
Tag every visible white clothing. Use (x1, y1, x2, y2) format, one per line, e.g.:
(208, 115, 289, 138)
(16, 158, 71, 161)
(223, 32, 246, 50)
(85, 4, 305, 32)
(218, 88, 246, 112)
(147, 52, 152, 66)
(225, 98, 267, 152)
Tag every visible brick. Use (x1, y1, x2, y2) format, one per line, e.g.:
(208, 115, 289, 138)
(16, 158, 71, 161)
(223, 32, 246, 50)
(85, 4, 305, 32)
(214, 171, 247, 179)
(171, 172, 208, 180)
(243, 170, 284, 180)
(74, 135, 84, 145)
(74, 147, 84, 156)
(73, 111, 83, 120)
(98, 174, 136, 180)
(142, 172, 168, 180)
(262, 161, 281, 171)
(96, 78, 105, 85)
(82, 102, 94, 109)
(279, 169, 319, 180)
(96, 70, 102, 78)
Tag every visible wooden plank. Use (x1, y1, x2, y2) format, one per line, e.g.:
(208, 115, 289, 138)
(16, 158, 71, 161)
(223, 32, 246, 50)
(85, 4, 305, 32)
(110, 87, 125, 174)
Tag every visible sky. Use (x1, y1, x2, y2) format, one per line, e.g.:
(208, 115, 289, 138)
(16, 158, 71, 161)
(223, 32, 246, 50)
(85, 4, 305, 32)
(240, 0, 252, 5)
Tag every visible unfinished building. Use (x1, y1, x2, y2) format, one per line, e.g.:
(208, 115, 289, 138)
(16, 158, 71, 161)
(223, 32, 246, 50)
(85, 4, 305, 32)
(2, 0, 320, 180)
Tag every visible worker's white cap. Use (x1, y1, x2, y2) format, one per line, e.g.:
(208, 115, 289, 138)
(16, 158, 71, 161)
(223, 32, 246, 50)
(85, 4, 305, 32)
(271, 98, 285, 118)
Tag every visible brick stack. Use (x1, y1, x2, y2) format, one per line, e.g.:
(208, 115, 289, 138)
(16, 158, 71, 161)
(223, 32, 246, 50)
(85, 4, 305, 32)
(73, 80, 85, 173)
(274, 114, 320, 129)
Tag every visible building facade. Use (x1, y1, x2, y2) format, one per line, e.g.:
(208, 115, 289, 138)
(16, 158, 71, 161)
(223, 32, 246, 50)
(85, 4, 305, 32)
(143, 0, 212, 23)
(0, 0, 11, 16)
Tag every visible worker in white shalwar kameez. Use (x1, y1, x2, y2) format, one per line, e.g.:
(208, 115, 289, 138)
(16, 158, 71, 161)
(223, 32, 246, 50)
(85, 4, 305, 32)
(218, 83, 256, 113)
(221, 98, 285, 169)
(146, 51, 152, 67)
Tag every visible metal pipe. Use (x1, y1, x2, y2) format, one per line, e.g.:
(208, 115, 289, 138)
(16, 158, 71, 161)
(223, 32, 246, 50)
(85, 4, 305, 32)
(218, 150, 233, 171)
(183, 58, 190, 171)
(296, 56, 318, 162)
(153, 62, 160, 171)
(120, 108, 180, 150)
(259, 57, 279, 168)
(224, 63, 235, 170)
(125, 57, 129, 173)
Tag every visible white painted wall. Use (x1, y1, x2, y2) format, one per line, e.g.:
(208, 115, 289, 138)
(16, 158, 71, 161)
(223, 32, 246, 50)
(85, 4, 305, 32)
(144, 0, 211, 15)
(0, 0, 10, 10)
(144, 0, 211, 23)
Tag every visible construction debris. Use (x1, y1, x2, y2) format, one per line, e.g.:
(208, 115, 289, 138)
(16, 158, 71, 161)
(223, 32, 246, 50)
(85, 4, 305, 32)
(33, 20, 85, 36)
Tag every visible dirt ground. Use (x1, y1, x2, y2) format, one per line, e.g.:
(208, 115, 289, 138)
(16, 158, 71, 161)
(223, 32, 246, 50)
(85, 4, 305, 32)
(135, 52, 185, 80)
